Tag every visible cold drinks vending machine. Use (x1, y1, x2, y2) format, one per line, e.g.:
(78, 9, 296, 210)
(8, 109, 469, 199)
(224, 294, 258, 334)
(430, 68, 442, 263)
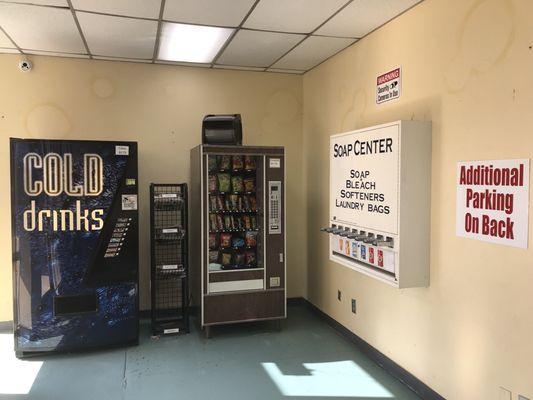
(190, 145, 286, 337)
(10, 138, 139, 357)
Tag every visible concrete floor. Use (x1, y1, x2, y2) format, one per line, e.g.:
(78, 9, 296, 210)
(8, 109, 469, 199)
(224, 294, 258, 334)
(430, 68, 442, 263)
(0, 305, 421, 400)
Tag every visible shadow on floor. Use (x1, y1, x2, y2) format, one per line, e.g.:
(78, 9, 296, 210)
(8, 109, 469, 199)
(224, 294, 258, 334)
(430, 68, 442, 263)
(0, 305, 421, 400)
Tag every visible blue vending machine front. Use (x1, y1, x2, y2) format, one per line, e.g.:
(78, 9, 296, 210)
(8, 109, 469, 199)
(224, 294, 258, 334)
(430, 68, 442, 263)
(10, 138, 139, 357)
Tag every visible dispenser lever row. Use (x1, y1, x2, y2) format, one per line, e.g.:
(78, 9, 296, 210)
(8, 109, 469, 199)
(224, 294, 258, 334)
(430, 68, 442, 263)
(320, 225, 394, 249)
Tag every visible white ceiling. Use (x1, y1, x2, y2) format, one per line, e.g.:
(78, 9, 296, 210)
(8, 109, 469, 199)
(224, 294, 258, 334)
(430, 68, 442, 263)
(243, 0, 347, 33)
(72, 0, 161, 19)
(8, 0, 67, 5)
(77, 12, 158, 59)
(0, 28, 12, 47)
(272, 36, 355, 71)
(163, 0, 256, 28)
(316, 0, 421, 38)
(0, 3, 85, 53)
(0, 0, 424, 74)
(217, 30, 304, 68)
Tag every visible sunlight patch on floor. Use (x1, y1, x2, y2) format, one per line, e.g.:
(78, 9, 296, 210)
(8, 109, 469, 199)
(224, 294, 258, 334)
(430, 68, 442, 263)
(0, 334, 42, 395)
(262, 360, 394, 398)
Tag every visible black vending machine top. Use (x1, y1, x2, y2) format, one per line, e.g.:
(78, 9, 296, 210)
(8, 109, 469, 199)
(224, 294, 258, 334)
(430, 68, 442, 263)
(202, 114, 242, 146)
(10, 138, 139, 357)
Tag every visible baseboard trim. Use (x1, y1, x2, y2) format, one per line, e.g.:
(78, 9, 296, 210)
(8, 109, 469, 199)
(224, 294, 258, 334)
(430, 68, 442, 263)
(0, 321, 13, 333)
(295, 297, 445, 400)
(287, 297, 308, 307)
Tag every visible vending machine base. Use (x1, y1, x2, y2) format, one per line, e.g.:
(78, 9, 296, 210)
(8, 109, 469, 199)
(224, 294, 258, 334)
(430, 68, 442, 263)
(15, 338, 140, 359)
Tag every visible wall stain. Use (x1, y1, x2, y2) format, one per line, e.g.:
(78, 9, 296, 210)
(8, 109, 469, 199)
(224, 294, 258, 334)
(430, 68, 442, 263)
(261, 91, 300, 134)
(26, 104, 71, 138)
(444, 0, 515, 93)
(92, 77, 115, 99)
(340, 89, 367, 132)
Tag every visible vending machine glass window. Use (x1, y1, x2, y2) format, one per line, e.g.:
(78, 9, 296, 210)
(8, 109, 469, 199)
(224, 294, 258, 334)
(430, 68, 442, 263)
(207, 155, 263, 273)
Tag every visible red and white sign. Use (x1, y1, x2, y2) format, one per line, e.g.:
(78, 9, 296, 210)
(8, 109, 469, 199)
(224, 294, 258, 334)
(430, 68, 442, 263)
(456, 159, 530, 248)
(376, 67, 401, 104)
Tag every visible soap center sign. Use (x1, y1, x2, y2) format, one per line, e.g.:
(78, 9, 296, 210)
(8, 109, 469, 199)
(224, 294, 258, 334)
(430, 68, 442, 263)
(456, 159, 530, 248)
(330, 124, 400, 234)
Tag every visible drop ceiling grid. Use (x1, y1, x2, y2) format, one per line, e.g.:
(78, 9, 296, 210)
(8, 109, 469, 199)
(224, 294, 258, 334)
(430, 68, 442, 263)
(0, 0, 424, 74)
(215, 29, 306, 68)
(0, 26, 17, 48)
(77, 11, 159, 59)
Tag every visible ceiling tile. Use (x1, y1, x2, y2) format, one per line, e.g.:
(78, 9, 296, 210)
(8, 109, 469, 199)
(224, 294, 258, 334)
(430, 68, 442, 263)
(244, 0, 347, 33)
(267, 68, 305, 74)
(23, 50, 90, 58)
(71, 0, 162, 19)
(0, 3, 86, 53)
(316, 0, 422, 38)
(0, 29, 14, 48)
(272, 36, 355, 71)
(217, 30, 304, 68)
(77, 12, 158, 59)
(1, 0, 67, 6)
(164, 0, 256, 27)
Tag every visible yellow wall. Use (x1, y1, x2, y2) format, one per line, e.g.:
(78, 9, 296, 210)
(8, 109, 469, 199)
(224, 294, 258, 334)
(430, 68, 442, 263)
(1, 0, 532, 397)
(0, 55, 305, 320)
(303, 0, 532, 398)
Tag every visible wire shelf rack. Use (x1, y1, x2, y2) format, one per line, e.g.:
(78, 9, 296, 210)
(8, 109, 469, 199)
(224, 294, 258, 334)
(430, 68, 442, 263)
(150, 183, 189, 336)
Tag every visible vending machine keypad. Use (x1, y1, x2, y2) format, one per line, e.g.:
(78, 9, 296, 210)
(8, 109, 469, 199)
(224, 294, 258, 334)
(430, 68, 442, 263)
(268, 181, 282, 234)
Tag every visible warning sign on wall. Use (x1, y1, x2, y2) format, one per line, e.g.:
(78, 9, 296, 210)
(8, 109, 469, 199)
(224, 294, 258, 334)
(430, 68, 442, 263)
(456, 159, 530, 248)
(376, 67, 401, 104)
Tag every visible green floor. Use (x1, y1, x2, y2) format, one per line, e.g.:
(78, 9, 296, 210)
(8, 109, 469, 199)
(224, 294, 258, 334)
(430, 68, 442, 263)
(0, 305, 421, 400)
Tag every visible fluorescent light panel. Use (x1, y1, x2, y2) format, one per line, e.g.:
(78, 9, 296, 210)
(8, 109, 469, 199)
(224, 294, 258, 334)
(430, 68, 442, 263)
(158, 22, 234, 63)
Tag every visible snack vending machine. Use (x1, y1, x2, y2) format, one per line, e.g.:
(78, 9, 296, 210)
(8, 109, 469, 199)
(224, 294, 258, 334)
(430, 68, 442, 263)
(190, 145, 285, 337)
(10, 138, 139, 357)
